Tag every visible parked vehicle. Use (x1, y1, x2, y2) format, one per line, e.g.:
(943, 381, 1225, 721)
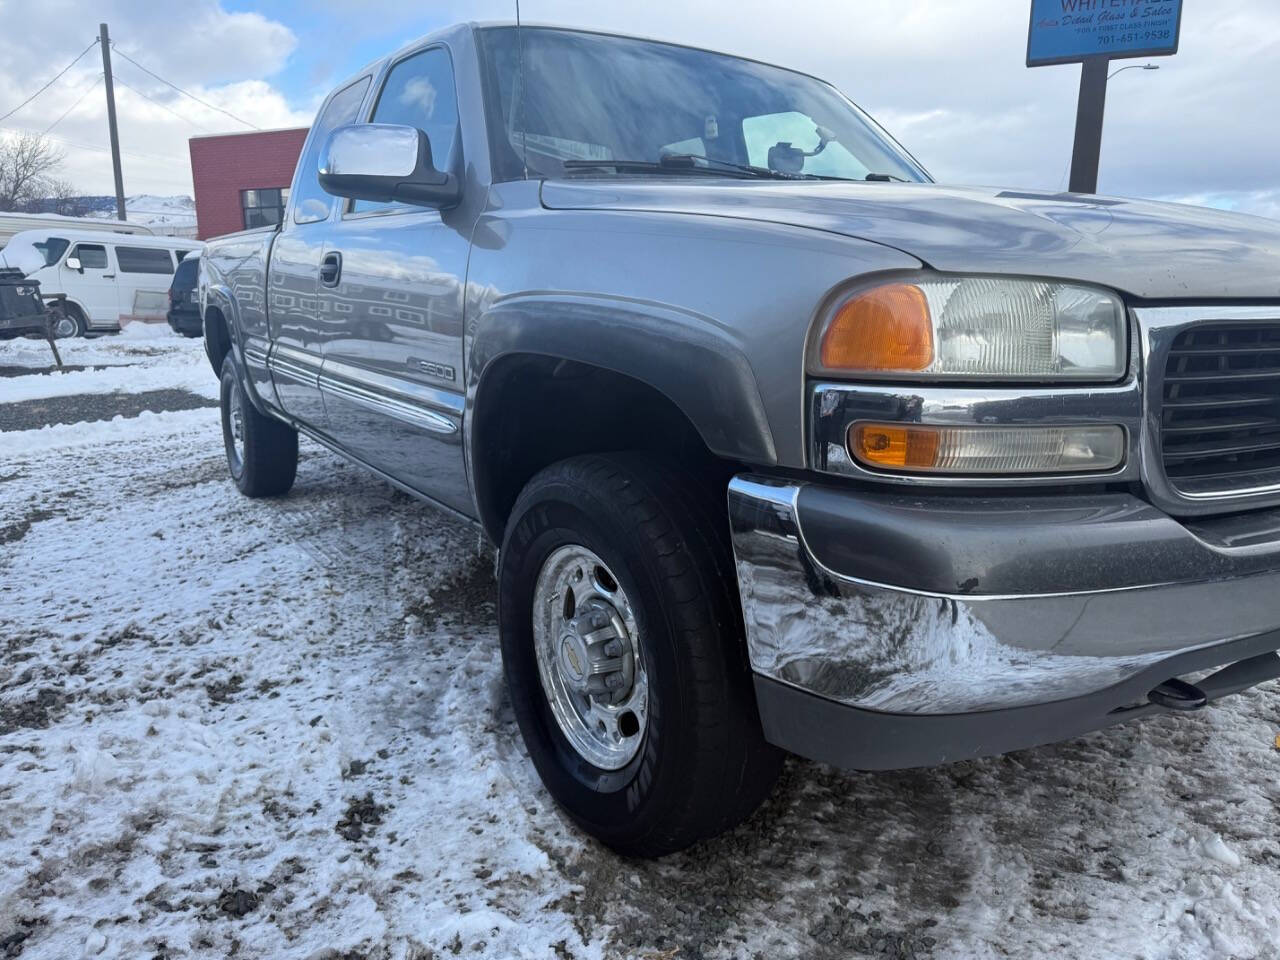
(0, 268, 51, 340)
(2, 229, 201, 335)
(0, 212, 152, 250)
(167, 252, 202, 338)
(202, 23, 1280, 857)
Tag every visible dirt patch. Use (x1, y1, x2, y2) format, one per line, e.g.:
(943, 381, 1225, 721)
(408, 557, 496, 632)
(0, 389, 215, 432)
(204, 674, 244, 704)
(0, 507, 60, 545)
(216, 886, 260, 918)
(0, 688, 67, 735)
(336, 794, 389, 842)
(0, 363, 122, 379)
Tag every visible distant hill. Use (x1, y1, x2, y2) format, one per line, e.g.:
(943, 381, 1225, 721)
(24, 195, 197, 236)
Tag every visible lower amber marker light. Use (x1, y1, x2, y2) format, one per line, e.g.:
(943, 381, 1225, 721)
(850, 423, 1126, 475)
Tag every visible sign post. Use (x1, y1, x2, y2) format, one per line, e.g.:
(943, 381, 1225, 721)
(1027, 0, 1184, 194)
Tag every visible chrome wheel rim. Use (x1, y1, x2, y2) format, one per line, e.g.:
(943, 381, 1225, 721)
(227, 381, 246, 474)
(532, 545, 648, 770)
(51, 313, 76, 339)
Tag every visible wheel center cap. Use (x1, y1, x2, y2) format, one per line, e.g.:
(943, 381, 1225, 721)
(559, 633, 588, 686)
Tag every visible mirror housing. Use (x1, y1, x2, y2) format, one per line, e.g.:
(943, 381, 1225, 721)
(318, 123, 460, 210)
(65, 256, 83, 272)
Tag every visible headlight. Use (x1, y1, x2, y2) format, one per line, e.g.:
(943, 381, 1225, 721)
(813, 276, 1126, 380)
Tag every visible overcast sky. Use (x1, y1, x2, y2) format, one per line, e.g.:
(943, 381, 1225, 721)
(1, 0, 1277, 217)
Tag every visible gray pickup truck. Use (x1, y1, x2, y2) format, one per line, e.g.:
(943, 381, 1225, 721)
(202, 22, 1280, 857)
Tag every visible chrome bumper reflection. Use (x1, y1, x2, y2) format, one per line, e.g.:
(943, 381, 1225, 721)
(728, 475, 1280, 715)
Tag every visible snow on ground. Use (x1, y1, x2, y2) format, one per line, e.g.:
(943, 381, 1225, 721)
(3, 335, 1280, 959)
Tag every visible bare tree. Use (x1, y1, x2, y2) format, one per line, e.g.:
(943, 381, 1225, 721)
(0, 132, 67, 212)
(44, 178, 92, 217)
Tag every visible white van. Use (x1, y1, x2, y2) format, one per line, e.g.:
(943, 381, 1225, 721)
(0, 213, 153, 249)
(0, 229, 203, 335)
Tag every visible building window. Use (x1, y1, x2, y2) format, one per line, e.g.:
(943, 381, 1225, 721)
(241, 188, 289, 229)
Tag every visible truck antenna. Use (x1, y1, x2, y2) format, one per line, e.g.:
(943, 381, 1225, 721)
(516, 0, 529, 179)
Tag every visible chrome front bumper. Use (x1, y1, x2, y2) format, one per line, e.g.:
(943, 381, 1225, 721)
(729, 475, 1280, 767)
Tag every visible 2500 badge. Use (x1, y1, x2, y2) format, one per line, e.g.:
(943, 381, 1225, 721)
(408, 357, 456, 382)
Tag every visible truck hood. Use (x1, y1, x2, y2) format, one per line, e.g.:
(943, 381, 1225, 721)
(541, 180, 1280, 302)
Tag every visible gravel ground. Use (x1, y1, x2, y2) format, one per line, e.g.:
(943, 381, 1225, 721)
(0, 390, 216, 433)
(3, 333, 1280, 960)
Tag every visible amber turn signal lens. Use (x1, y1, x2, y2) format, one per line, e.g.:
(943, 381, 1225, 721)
(849, 422, 1127, 475)
(851, 424, 942, 471)
(820, 283, 934, 372)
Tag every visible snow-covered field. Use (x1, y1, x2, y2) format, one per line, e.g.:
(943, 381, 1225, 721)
(3, 333, 1280, 960)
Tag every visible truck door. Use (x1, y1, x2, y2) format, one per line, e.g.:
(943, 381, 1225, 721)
(267, 75, 371, 431)
(315, 45, 471, 514)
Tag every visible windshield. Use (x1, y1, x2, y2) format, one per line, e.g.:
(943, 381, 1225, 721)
(477, 27, 929, 183)
(34, 237, 70, 267)
(0, 235, 65, 276)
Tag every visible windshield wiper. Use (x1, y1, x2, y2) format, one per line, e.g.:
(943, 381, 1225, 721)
(562, 154, 817, 181)
(864, 172, 909, 182)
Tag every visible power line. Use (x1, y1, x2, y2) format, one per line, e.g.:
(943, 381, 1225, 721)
(0, 38, 100, 124)
(112, 75, 215, 134)
(110, 45, 260, 131)
(44, 74, 104, 135)
(0, 124, 187, 165)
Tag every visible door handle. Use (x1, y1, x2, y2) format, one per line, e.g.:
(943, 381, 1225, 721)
(319, 252, 342, 288)
(102, 274, 115, 279)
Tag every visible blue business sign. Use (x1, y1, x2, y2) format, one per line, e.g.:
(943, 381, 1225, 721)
(1027, 0, 1184, 67)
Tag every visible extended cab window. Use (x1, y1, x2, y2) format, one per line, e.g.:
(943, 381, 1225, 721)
(351, 46, 459, 214)
(70, 243, 107, 269)
(292, 76, 372, 225)
(116, 247, 175, 274)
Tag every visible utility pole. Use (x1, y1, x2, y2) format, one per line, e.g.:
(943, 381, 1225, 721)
(99, 23, 126, 221)
(1067, 58, 1109, 195)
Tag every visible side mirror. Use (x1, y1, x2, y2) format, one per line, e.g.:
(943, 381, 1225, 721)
(318, 123, 460, 210)
(65, 256, 82, 272)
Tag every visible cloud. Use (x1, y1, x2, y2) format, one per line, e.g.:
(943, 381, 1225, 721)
(1, 0, 1278, 220)
(0, 0, 311, 196)
(413, 0, 1280, 216)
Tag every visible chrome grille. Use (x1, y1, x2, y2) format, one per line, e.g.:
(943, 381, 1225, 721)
(1162, 323, 1280, 495)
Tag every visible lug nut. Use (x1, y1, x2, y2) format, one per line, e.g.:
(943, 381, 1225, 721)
(603, 639, 623, 657)
(605, 674, 625, 690)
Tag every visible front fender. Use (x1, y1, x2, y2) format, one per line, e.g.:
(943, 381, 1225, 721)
(469, 293, 776, 464)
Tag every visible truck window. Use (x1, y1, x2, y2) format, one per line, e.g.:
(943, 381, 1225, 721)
(71, 243, 107, 269)
(116, 247, 175, 274)
(292, 77, 372, 225)
(351, 46, 458, 214)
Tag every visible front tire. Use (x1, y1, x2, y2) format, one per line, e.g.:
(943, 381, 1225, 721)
(50, 303, 85, 339)
(499, 453, 782, 857)
(219, 355, 298, 497)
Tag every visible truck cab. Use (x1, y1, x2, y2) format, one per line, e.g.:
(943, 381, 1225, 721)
(201, 22, 1280, 857)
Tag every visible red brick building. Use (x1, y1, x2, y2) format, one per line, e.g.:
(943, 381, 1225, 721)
(189, 128, 308, 240)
